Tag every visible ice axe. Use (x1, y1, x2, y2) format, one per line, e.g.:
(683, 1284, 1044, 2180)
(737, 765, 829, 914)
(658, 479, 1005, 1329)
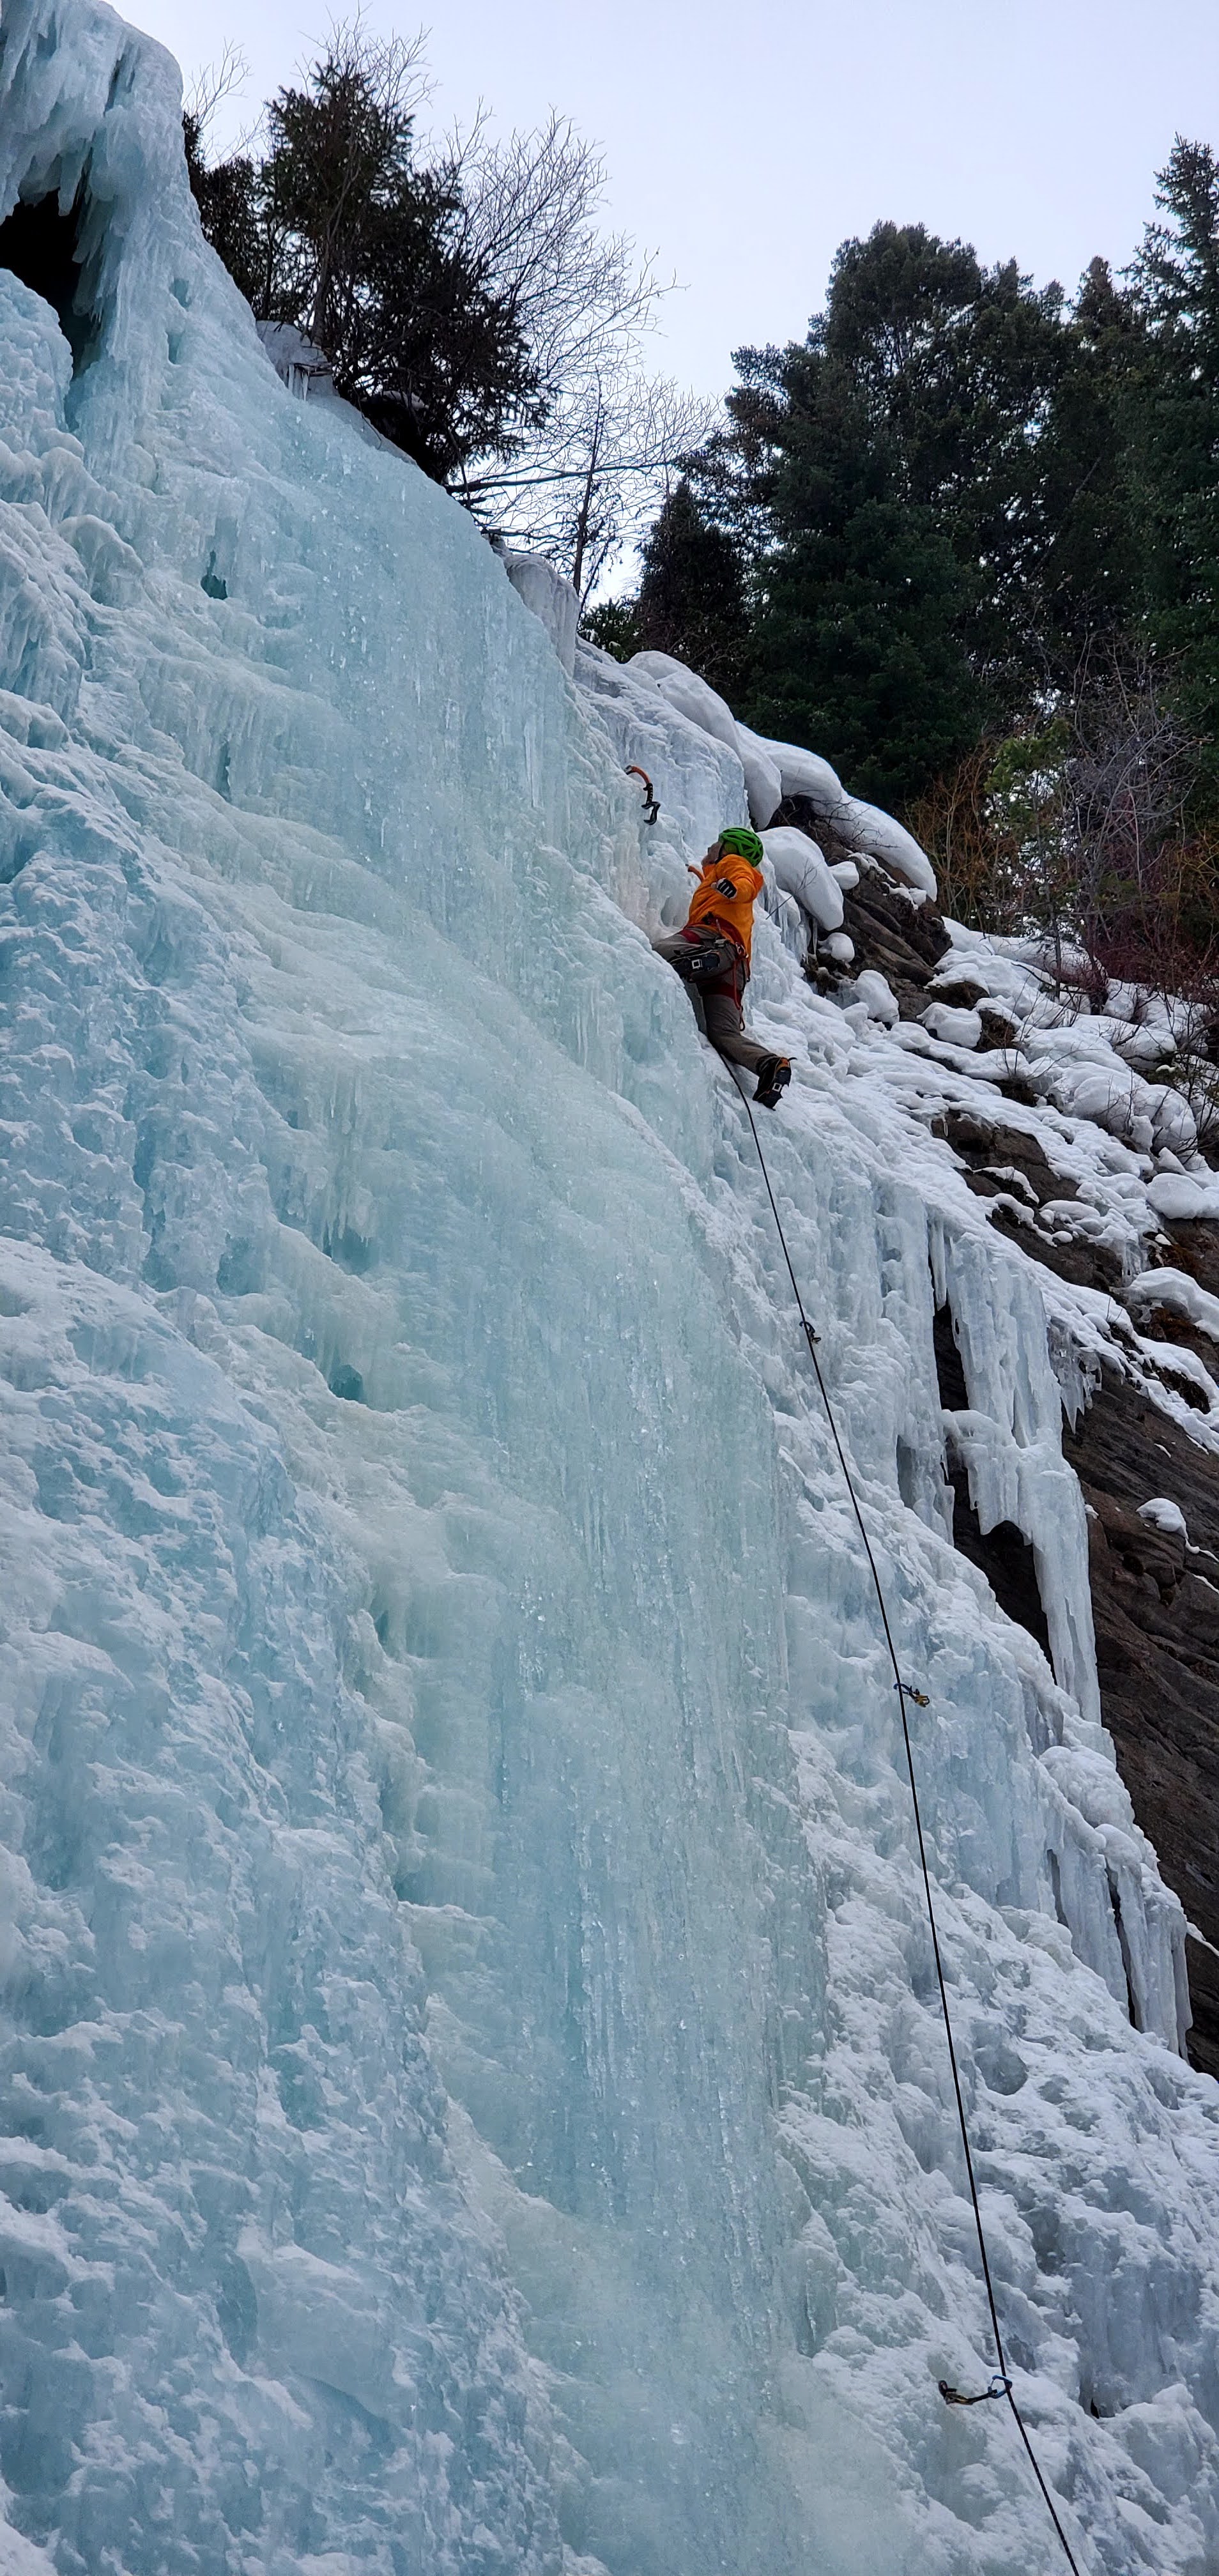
(626, 762, 654, 824)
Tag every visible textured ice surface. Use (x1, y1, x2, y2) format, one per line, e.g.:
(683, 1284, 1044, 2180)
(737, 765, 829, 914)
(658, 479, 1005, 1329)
(625, 650, 783, 826)
(502, 551, 579, 678)
(0, 7, 1217, 2573)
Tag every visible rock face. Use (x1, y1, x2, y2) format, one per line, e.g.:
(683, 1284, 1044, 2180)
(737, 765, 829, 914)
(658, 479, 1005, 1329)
(933, 1105, 1126, 1293)
(829, 861, 1219, 2073)
(778, 793, 951, 1006)
(1064, 1381, 1219, 2077)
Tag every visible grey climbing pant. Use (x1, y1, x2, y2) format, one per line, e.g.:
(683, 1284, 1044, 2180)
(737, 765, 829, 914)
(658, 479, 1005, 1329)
(652, 931, 774, 1076)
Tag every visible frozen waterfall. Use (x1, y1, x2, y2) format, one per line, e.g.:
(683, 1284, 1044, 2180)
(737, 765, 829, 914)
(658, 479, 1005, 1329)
(0, 6, 1217, 2572)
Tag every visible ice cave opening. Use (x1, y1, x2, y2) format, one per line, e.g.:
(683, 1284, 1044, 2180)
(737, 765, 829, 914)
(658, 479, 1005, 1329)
(0, 183, 92, 367)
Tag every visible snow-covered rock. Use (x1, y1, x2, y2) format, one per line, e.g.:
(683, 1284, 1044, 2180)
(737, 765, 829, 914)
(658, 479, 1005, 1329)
(922, 1000, 983, 1049)
(749, 728, 848, 818)
(1127, 1268, 1219, 1343)
(760, 824, 844, 931)
(1108, 1015, 1177, 1071)
(1028, 1053, 1197, 1160)
(840, 795, 938, 896)
(1139, 1496, 1190, 1541)
(924, 930, 1203, 1159)
(1149, 1170, 1219, 1223)
(854, 967, 900, 1025)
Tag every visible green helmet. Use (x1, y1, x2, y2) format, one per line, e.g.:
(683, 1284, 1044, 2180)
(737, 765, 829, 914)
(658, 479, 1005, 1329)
(718, 825, 764, 865)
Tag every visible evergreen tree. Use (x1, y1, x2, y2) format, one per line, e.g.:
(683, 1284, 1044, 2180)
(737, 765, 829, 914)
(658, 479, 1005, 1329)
(185, 33, 537, 486)
(693, 224, 1072, 800)
(183, 119, 266, 312)
(635, 479, 749, 698)
(1130, 140, 1219, 792)
(1031, 258, 1151, 683)
(744, 338, 983, 804)
(579, 597, 641, 660)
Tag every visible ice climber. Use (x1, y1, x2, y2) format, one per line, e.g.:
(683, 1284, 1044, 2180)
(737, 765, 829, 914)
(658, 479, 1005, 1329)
(653, 827, 792, 1108)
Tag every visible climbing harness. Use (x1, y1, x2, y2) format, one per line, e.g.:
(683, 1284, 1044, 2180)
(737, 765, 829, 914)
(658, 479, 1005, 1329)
(672, 931, 745, 997)
(625, 764, 660, 826)
(726, 1064, 1087, 2576)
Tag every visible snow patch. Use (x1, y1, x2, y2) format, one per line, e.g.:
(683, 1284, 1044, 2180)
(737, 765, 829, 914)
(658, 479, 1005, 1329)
(761, 824, 844, 932)
(1138, 1496, 1190, 1541)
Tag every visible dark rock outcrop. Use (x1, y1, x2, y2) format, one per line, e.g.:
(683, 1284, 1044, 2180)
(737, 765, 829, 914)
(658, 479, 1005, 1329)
(835, 862, 952, 1010)
(931, 1106, 1126, 1294)
(1063, 1381, 1219, 2077)
(829, 861, 1219, 2072)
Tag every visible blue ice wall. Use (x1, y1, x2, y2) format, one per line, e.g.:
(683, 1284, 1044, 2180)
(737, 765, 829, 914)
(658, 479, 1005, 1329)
(0, 8, 1216, 2575)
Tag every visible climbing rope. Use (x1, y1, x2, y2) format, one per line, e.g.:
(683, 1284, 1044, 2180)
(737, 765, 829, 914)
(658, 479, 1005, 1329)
(727, 1066, 1086, 2576)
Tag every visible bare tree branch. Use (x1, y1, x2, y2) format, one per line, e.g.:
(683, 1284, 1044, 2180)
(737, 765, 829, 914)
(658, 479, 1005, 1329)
(185, 40, 250, 146)
(444, 113, 666, 404)
(429, 110, 707, 590)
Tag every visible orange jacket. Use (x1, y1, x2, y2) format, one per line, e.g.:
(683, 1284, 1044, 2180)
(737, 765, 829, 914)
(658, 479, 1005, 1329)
(686, 852, 765, 971)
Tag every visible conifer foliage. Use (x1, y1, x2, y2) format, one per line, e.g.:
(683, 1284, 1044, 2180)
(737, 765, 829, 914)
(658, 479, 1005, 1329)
(185, 31, 537, 484)
(634, 480, 749, 702)
(1130, 142, 1219, 790)
(613, 161, 1219, 965)
(184, 34, 705, 581)
(692, 224, 1071, 804)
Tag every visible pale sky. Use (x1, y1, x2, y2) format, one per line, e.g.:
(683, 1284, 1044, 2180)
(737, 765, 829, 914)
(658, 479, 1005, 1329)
(130, 0, 1219, 399)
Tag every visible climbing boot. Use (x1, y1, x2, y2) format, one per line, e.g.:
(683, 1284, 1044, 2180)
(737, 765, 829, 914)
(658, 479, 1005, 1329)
(754, 1054, 791, 1110)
